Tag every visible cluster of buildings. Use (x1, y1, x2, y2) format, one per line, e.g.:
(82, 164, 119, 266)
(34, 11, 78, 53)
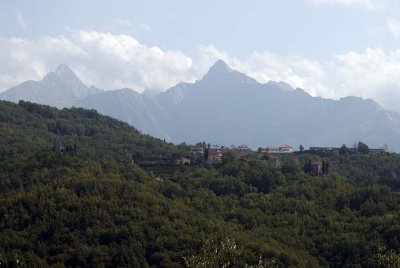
(176, 145, 223, 165)
(258, 145, 294, 154)
(175, 143, 386, 167)
(176, 144, 293, 165)
(176, 144, 295, 166)
(236, 144, 294, 154)
(207, 148, 223, 163)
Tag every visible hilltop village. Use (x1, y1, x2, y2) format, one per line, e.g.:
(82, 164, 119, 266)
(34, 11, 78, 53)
(131, 141, 387, 177)
(51, 124, 387, 178)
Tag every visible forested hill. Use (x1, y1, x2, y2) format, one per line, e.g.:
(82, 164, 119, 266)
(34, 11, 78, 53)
(0, 100, 186, 162)
(1, 100, 400, 267)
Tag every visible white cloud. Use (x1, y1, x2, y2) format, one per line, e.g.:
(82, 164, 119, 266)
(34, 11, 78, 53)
(0, 31, 195, 92)
(0, 36, 85, 90)
(16, 10, 26, 30)
(245, 53, 332, 97)
(307, 0, 400, 10)
(333, 48, 400, 112)
(73, 31, 194, 91)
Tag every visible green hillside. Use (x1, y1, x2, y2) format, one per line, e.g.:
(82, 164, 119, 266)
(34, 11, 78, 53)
(1, 100, 400, 267)
(0, 100, 186, 162)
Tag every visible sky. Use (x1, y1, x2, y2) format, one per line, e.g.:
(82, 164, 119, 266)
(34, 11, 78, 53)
(1, 0, 400, 112)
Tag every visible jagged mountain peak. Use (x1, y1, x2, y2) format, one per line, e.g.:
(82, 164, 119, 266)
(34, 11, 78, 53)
(208, 59, 233, 74)
(201, 59, 257, 85)
(43, 64, 82, 84)
(202, 60, 235, 81)
(0, 64, 102, 107)
(55, 64, 74, 75)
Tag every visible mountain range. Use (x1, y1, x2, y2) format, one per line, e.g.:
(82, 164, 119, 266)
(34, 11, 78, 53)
(2, 60, 400, 151)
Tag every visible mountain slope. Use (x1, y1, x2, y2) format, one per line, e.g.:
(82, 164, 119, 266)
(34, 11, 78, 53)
(73, 88, 170, 139)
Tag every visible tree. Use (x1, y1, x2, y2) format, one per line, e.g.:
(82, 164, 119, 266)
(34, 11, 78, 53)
(303, 160, 312, 173)
(222, 150, 236, 164)
(184, 239, 278, 268)
(376, 245, 400, 267)
(358, 141, 369, 154)
(339, 144, 348, 155)
(299, 145, 304, 152)
(281, 158, 302, 174)
(204, 149, 209, 161)
(184, 239, 239, 268)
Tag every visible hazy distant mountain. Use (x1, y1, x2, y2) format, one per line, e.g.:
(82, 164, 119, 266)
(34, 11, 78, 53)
(2, 61, 400, 150)
(154, 61, 400, 149)
(0, 64, 102, 108)
(74, 88, 170, 139)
